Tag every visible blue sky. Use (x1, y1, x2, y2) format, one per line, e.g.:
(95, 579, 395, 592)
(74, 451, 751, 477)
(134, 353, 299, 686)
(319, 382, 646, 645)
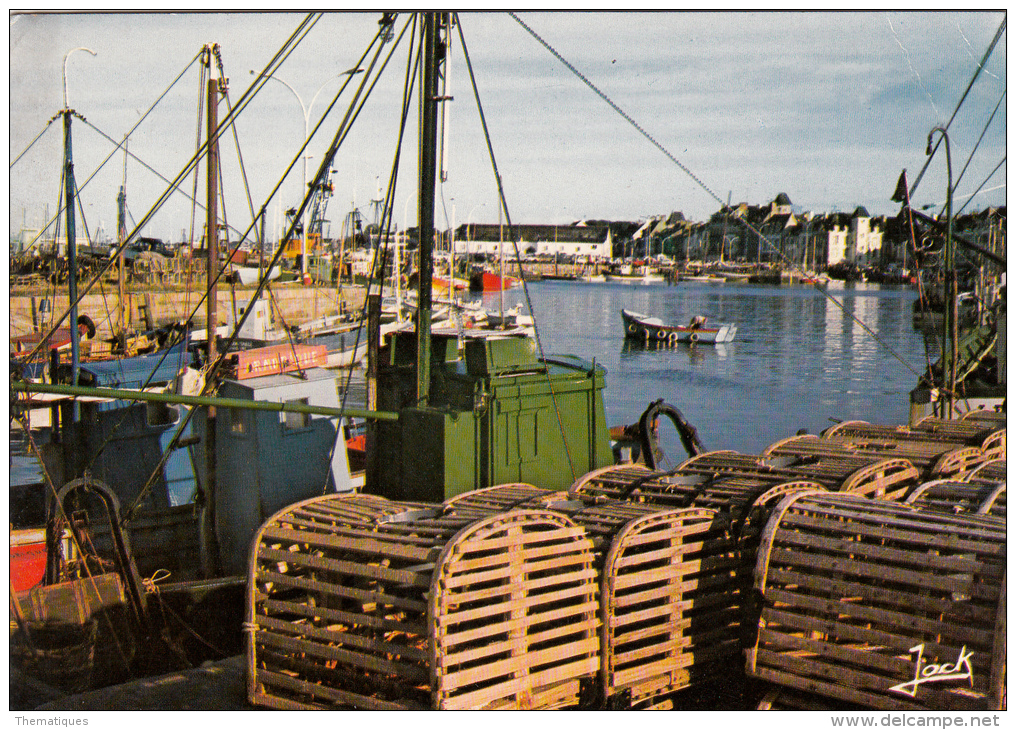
(8, 11, 1007, 244)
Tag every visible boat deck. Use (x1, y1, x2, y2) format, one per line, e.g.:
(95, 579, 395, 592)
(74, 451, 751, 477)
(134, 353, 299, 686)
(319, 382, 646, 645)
(34, 656, 253, 712)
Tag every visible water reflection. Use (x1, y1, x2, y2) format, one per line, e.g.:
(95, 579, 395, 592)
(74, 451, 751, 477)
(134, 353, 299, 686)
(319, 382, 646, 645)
(621, 339, 728, 365)
(472, 280, 928, 455)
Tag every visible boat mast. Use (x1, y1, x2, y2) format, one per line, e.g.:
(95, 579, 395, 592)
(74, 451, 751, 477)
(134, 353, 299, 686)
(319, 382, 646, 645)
(498, 174, 505, 319)
(415, 12, 443, 406)
(63, 106, 80, 418)
(117, 180, 128, 339)
(61, 47, 95, 422)
(206, 61, 221, 366)
(202, 48, 224, 578)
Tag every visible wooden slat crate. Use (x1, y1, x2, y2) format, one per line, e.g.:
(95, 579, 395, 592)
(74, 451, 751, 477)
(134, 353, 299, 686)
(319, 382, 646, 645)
(960, 409, 1007, 428)
(247, 493, 600, 710)
(671, 449, 919, 499)
(748, 491, 1006, 711)
(569, 464, 826, 544)
(967, 461, 1007, 519)
(756, 685, 865, 711)
(904, 478, 1006, 517)
(443, 484, 742, 708)
(764, 433, 986, 482)
(828, 418, 1006, 460)
(967, 458, 1007, 484)
(443, 483, 570, 517)
(569, 463, 710, 502)
(587, 503, 741, 707)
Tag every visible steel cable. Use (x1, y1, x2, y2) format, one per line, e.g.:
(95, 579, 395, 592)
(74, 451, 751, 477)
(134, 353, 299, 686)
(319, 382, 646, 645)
(508, 12, 926, 380)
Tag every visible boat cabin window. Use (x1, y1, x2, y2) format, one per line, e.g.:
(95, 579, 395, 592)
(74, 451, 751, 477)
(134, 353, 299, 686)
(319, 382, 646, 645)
(230, 407, 248, 436)
(282, 398, 311, 432)
(147, 401, 180, 428)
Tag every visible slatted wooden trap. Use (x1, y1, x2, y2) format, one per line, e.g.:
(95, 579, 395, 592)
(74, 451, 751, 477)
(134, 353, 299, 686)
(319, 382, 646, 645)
(764, 433, 986, 482)
(960, 409, 1007, 428)
(748, 491, 1006, 711)
(443, 483, 569, 518)
(568, 464, 825, 545)
(246, 493, 600, 710)
(444, 484, 742, 708)
(904, 478, 1007, 517)
(827, 418, 1006, 460)
(673, 449, 920, 499)
(968, 458, 1007, 483)
(756, 685, 865, 711)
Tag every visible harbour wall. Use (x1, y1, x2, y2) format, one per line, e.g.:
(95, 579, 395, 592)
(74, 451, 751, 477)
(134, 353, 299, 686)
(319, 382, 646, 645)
(9, 285, 367, 339)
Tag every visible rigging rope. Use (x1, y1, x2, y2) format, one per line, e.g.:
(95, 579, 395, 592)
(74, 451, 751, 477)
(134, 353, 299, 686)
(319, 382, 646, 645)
(908, 17, 1006, 199)
(17, 51, 206, 254)
(119, 15, 403, 523)
(10, 116, 58, 169)
(459, 14, 580, 481)
(955, 156, 1006, 218)
(951, 89, 1005, 198)
(17, 15, 320, 371)
(509, 12, 926, 380)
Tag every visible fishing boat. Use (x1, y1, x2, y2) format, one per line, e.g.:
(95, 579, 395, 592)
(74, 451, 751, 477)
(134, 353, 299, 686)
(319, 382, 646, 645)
(606, 263, 665, 284)
(230, 264, 281, 285)
(469, 269, 520, 292)
(621, 308, 737, 344)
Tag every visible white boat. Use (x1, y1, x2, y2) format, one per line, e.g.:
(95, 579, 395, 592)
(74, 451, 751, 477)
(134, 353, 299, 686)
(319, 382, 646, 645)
(621, 308, 737, 344)
(232, 265, 281, 285)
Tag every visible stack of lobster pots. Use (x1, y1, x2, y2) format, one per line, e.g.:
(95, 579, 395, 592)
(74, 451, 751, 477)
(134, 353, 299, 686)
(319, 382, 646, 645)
(445, 483, 742, 709)
(747, 491, 1005, 711)
(903, 464, 1006, 517)
(242, 413, 1005, 712)
(245, 493, 601, 710)
(765, 415, 1004, 484)
(745, 414, 1006, 711)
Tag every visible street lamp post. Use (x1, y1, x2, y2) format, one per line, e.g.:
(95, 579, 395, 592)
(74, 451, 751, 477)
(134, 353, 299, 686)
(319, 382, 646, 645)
(259, 69, 362, 279)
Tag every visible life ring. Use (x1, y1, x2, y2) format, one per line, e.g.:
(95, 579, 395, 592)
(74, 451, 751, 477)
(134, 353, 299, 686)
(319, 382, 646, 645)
(77, 314, 96, 340)
(668, 331, 679, 342)
(689, 332, 699, 343)
(628, 323, 638, 334)
(656, 330, 668, 340)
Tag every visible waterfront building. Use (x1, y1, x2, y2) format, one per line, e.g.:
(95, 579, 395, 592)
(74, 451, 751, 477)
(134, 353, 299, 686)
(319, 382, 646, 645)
(845, 206, 883, 265)
(454, 222, 613, 260)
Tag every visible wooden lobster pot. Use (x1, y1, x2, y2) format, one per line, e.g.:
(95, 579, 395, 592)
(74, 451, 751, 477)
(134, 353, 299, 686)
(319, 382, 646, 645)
(443, 483, 569, 517)
(567, 463, 705, 502)
(673, 449, 919, 499)
(961, 409, 1007, 428)
(904, 478, 1007, 518)
(569, 464, 825, 544)
(764, 433, 985, 482)
(749, 491, 1006, 710)
(583, 503, 740, 707)
(756, 686, 865, 711)
(968, 458, 1007, 484)
(827, 418, 1006, 460)
(247, 494, 600, 710)
(444, 484, 742, 708)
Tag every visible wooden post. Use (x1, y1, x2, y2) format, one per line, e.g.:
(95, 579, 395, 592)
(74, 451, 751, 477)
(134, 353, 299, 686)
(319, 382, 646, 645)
(201, 69, 221, 578)
(365, 287, 381, 491)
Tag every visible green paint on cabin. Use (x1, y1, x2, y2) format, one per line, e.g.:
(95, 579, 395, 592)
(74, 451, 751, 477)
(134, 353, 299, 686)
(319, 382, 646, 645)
(368, 331, 614, 502)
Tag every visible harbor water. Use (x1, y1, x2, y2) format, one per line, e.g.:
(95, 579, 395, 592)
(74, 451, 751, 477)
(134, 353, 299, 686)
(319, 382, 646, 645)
(11, 279, 936, 486)
(476, 278, 934, 465)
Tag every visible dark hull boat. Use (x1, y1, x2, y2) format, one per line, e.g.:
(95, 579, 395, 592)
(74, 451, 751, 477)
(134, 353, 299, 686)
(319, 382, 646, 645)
(621, 308, 737, 345)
